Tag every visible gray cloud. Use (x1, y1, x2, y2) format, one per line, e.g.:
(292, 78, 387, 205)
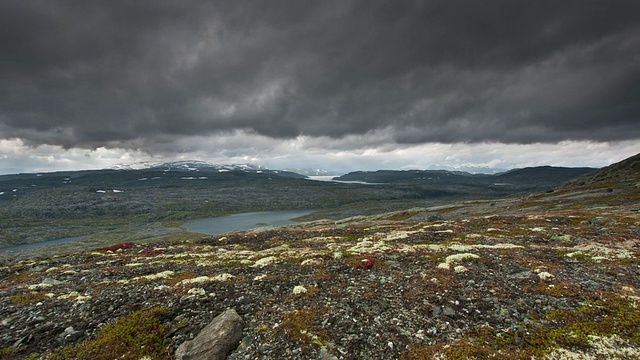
(1, 0, 639, 151)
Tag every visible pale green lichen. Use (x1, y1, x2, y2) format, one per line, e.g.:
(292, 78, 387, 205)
(58, 291, 92, 302)
(252, 256, 279, 267)
(176, 273, 235, 286)
(292, 285, 308, 295)
(27, 283, 53, 290)
(134, 270, 175, 281)
(453, 265, 468, 273)
(187, 288, 206, 296)
(301, 258, 322, 266)
(537, 271, 555, 280)
(437, 253, 479, 270)
(565, 243, 632, 261)
(545, 334, 640, 359)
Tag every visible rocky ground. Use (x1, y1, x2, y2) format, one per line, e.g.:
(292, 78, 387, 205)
(1, 182, 639, 359)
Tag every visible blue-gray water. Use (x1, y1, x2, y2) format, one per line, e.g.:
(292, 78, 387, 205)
(183, 209, 314, 235)
(0, 210, 313, 254)
(1, 234, 88, 252)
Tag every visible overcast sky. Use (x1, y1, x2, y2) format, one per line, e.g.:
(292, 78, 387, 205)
(1, 0, 639, 175)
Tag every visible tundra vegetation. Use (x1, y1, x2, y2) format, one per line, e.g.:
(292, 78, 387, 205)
(0, 155, 638, 359)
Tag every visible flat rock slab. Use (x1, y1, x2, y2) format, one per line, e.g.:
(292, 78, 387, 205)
(176, 308, 244, 360)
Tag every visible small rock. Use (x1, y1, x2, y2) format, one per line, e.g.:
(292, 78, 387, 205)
(41, 278, 64, 286)
(318, 346, 338, 360)
(442, 307, 456, 317)
(176, 309, 244, 360)
(508, 271, 533, 279)
(589, 217, 608, 226)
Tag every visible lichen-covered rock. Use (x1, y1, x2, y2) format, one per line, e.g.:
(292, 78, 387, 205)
(175, 308, 243, 360)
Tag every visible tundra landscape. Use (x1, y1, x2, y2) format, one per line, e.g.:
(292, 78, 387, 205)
(1, 153, 639, 359)
(2, 1, 639, 359)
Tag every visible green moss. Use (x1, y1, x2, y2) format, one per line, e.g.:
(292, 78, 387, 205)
(1, 346, 13, 358)
(273, 307, 328, 347)
(48, 307, 171, 360)
(9, 292, 46, 305)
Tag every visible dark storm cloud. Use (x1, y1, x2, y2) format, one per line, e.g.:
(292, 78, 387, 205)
(1, 0, 639, 150)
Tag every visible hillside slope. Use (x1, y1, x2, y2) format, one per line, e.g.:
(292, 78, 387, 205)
(561, 153, 640, 191)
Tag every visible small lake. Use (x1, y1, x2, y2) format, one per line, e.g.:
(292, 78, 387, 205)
(0, 210, 314, 254)
(183, 209, 314, 235)
(0, 234, 88, 252)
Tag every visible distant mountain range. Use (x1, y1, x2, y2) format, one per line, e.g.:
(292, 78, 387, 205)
(112, 160, 283, 174)
(332, 166, 597, 189)
(110, 160, 341, 177)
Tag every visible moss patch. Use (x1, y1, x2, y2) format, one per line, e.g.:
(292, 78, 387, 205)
(47, 307, 171, 360)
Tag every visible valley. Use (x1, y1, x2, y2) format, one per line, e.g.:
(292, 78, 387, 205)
(0, 162, 597, 253)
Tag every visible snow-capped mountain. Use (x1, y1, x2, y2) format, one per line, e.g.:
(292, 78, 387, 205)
(110, 160, 306, 178)
(112, 161, 266, 172)
(282, 168, 342, 176)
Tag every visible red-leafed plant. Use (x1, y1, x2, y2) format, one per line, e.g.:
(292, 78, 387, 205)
(355, 256, 375, 270)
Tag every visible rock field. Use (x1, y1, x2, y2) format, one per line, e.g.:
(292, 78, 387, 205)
(2, 156, 640, 359)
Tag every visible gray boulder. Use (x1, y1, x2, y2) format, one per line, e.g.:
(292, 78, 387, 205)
(176, 309, 244, 360)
